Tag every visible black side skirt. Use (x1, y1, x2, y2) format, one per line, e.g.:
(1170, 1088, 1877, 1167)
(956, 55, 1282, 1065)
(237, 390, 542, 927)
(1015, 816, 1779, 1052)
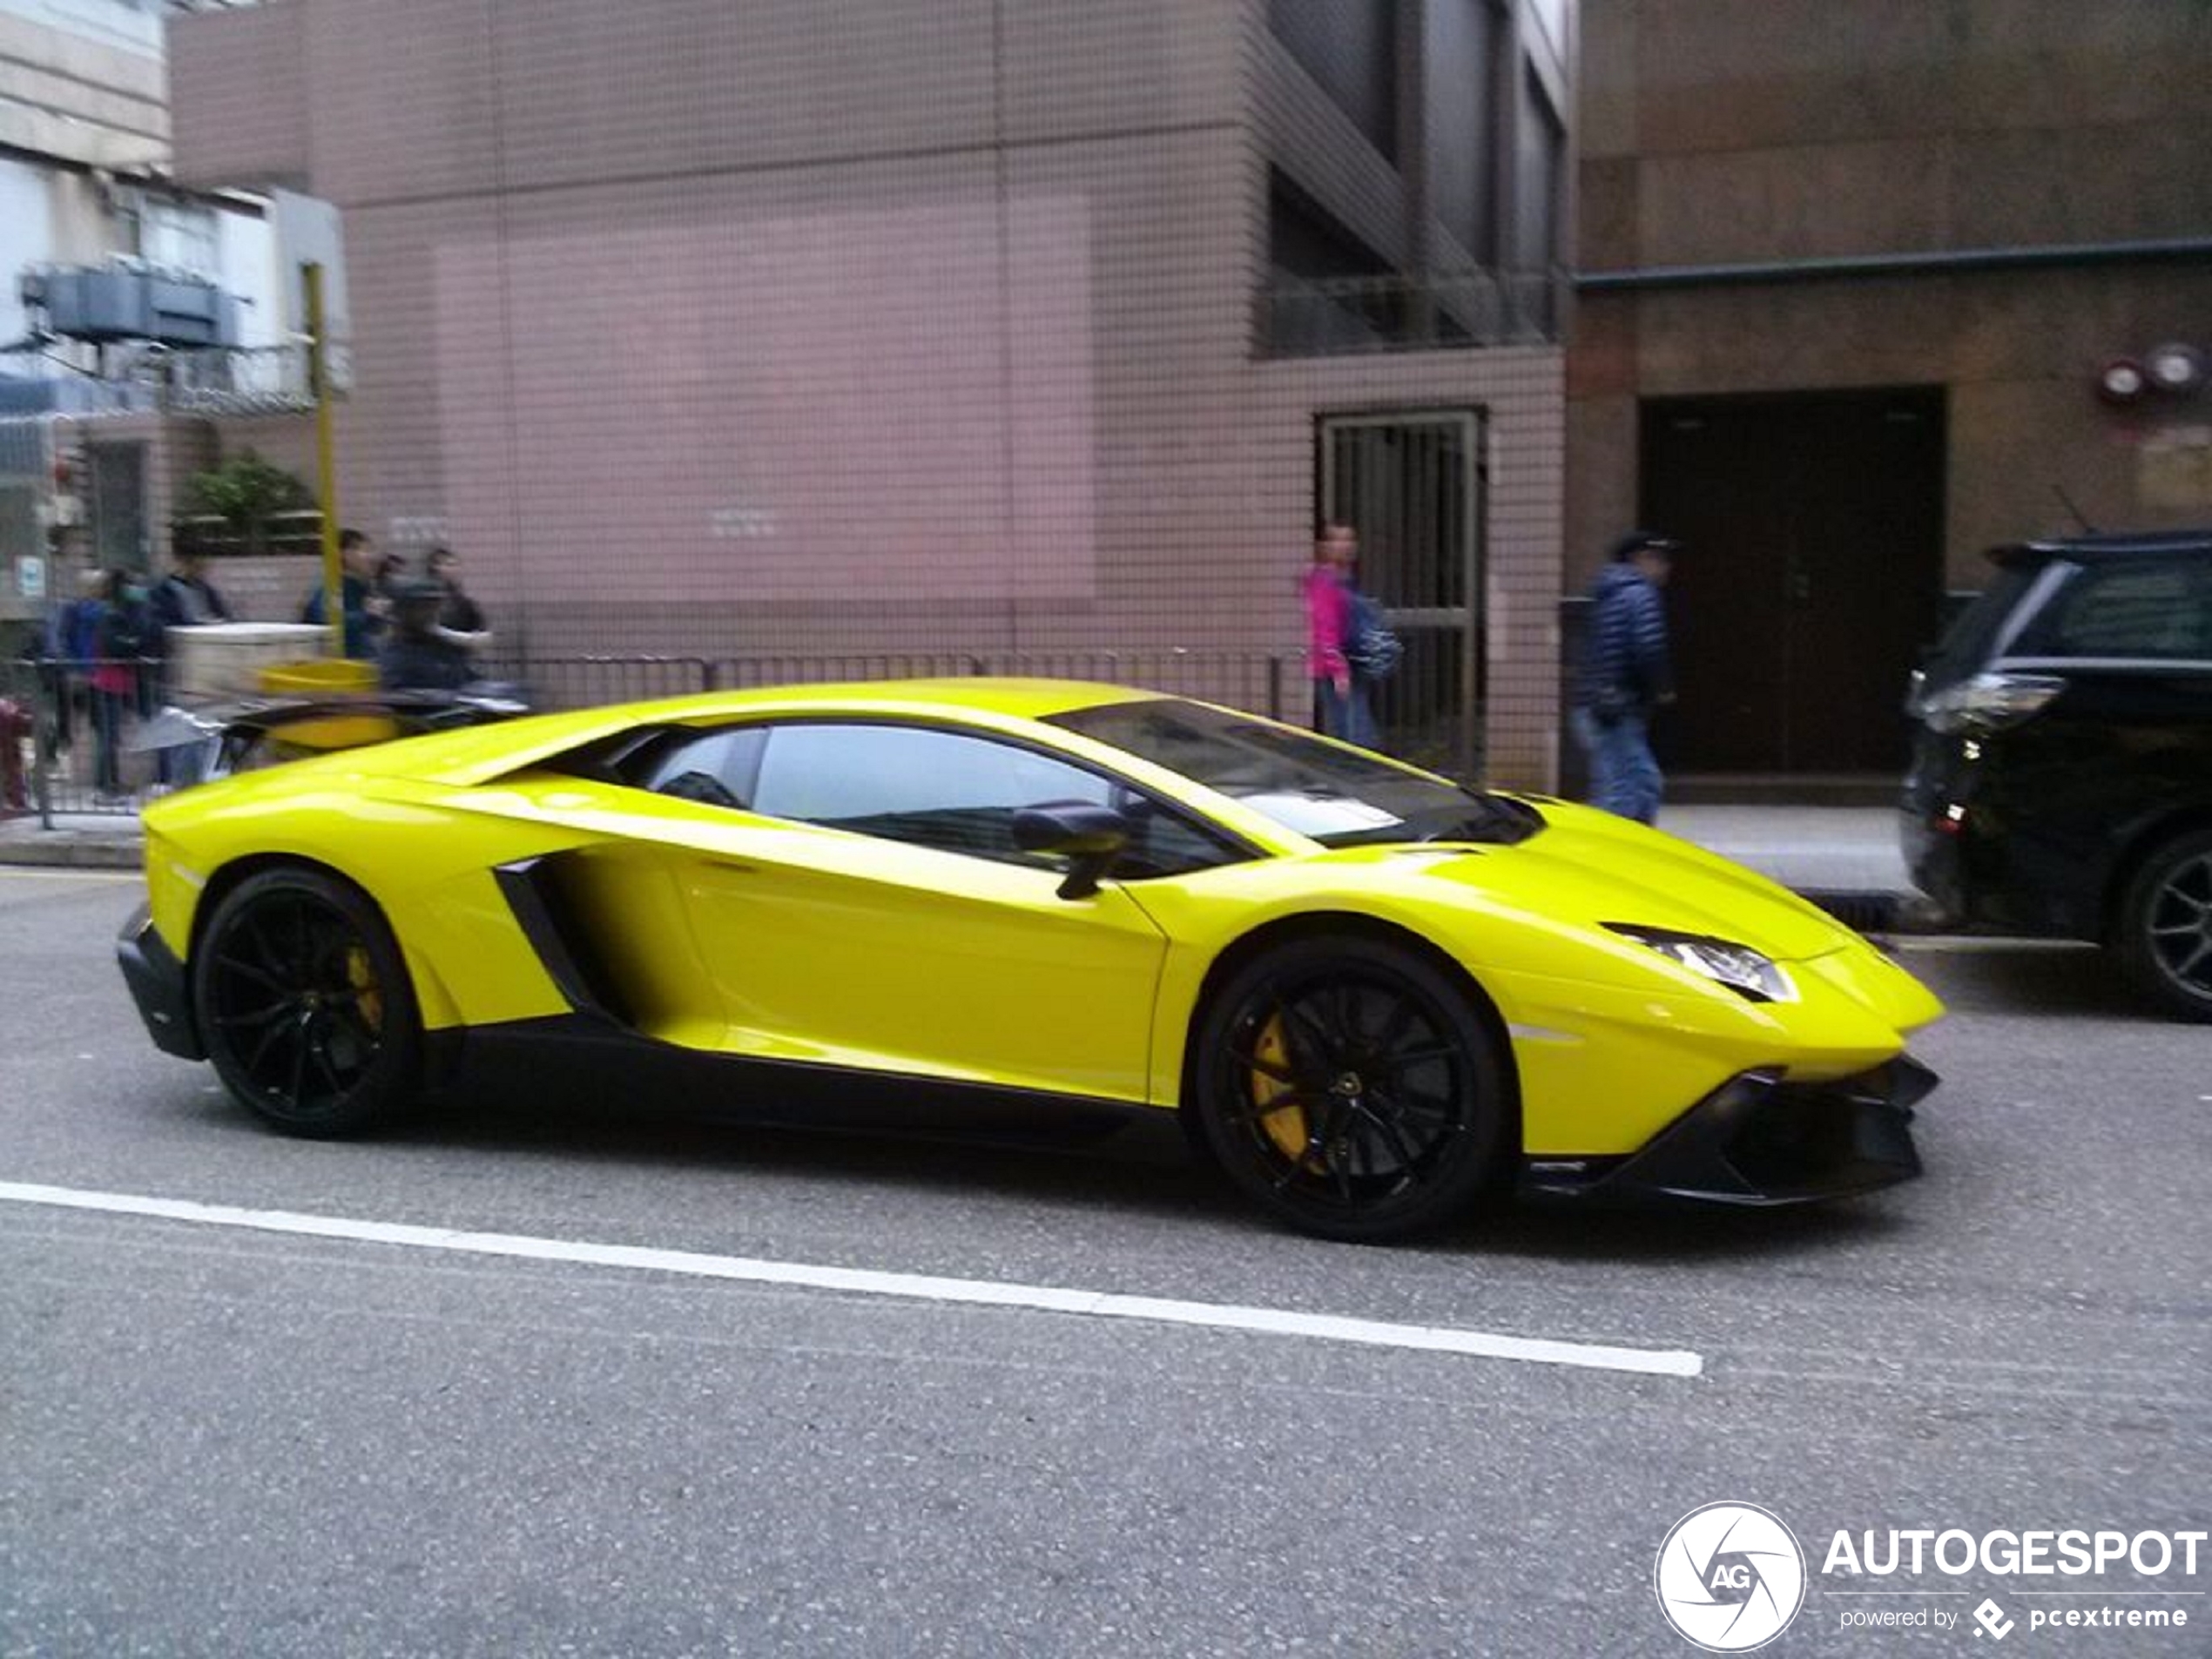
(442, 1015, 1164, 1145)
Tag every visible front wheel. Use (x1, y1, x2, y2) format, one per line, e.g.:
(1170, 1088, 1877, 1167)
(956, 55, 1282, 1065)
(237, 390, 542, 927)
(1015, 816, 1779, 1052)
(1189, 936, 1512, 1241)
(192, 866, 422, 1135)
(2114, 829, 2212, 1022)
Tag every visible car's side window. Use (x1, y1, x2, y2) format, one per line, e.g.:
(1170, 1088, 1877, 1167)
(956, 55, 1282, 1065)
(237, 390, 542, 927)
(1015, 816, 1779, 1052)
(2015, 561, 2212, 662)
(630, 725, 771, 809)
(747, 722, 1235, 877)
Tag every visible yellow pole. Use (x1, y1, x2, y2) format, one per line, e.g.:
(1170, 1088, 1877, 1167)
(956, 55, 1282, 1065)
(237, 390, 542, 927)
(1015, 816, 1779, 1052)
(304, 260, 347, 660)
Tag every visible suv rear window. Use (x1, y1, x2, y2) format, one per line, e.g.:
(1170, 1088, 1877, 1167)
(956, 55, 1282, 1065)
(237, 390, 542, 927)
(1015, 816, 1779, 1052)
(1920, 562, 2040, 690)
(2009, 558, 2212, 661)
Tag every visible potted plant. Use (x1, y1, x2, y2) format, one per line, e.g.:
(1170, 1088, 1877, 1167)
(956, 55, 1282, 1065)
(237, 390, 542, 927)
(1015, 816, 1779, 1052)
(182, 449, 315, 556)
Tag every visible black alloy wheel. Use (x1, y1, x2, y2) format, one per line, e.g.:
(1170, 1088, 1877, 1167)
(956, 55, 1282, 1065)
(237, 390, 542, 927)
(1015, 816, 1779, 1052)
(192, 867, 422, 1135)
(1191, 936, 1511, 1241)
(2117, 829, 2212, 1022)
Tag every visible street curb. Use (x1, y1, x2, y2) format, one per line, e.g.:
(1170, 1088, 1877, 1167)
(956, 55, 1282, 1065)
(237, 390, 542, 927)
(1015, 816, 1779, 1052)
(0, 831, 145, 871)
(1793, 888, 1947, 936)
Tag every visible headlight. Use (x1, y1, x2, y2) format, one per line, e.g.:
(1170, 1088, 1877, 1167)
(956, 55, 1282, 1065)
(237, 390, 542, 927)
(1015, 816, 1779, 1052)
(1603, 925, 1797, 1003)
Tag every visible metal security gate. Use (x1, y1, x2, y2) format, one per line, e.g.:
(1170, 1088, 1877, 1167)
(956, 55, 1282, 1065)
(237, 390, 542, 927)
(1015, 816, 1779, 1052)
(1320, 409, 1486, 778)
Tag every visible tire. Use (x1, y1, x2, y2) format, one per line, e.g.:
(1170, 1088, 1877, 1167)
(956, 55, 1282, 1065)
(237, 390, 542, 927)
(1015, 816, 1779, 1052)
(191, 866, 423, 1135)
(2114, 829, 2212, 1022)
(1189, 935, 1512, 1241)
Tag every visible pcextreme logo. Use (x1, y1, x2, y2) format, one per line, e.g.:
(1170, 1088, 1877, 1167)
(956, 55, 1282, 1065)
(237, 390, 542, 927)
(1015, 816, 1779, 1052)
(1655, 1502, 1809, 1652)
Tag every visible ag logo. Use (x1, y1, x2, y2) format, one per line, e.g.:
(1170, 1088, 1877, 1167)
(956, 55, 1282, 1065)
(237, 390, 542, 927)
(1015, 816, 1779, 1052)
(1654, 1502, 1807, 1651)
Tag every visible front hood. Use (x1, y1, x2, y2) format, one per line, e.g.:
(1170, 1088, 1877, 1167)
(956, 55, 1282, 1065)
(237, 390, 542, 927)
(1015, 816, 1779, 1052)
(1336, 799, 1857, 961)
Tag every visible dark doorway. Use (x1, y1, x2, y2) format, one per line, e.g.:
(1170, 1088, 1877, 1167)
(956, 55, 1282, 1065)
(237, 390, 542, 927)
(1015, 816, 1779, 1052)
(1319, 409, 1486, 778)
(1639, 388, 1946, 776)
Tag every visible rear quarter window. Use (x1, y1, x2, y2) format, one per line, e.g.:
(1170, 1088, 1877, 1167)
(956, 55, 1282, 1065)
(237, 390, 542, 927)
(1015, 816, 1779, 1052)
(2009, 559, 2212, 661)
(1921, 563, 2040, 688)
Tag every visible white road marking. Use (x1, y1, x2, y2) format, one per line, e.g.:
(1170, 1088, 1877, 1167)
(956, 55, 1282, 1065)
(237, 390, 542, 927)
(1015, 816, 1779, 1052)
(0, 1179, 1703, 1379)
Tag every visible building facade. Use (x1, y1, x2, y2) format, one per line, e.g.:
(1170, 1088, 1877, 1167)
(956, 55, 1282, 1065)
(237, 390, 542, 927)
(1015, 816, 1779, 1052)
(1571, 0, 2212, 787)
(167, 0, 1575, 786)
(0, 0, 290, 644)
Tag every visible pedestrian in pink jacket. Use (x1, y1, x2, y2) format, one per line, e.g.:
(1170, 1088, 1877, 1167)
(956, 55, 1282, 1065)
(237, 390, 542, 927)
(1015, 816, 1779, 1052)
(1303, 522, 1377, 747)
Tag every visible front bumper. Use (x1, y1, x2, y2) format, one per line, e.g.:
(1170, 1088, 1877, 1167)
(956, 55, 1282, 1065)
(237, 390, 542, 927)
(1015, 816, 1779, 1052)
(1521, 1056, 1935, 1206)
(117, 904, 204, 1061)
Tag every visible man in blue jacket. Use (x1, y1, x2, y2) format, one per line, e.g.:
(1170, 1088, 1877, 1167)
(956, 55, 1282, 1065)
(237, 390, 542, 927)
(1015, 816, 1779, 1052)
(300, 528, 385, 658)
(1573, 529, 1678, 824)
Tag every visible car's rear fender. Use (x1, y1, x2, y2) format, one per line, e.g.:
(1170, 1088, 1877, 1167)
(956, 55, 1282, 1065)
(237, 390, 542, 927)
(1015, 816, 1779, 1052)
(155, 782, 607, 1034)
(182, 852, 472, 1037)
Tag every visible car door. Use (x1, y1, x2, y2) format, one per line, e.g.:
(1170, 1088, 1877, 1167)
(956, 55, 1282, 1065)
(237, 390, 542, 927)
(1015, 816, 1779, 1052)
(638, 718, 1184, 1104)
(1990, 555, 2212, 902)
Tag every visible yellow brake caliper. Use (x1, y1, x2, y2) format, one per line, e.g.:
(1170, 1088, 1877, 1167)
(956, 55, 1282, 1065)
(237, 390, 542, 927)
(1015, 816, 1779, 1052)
(1251, 1013, 1312, 1163)
(346, 946, 383, 1034)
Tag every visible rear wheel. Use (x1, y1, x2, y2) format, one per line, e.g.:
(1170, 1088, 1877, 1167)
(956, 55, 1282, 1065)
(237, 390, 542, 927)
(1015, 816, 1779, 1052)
(2115, 829, 2212, 1022)
(1190, 936, 1511, 1241)
(192, 867, 422, 1134)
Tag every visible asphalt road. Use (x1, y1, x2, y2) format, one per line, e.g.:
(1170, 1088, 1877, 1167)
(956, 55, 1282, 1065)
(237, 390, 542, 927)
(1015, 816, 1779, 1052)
(2, 867, 2206, 1657)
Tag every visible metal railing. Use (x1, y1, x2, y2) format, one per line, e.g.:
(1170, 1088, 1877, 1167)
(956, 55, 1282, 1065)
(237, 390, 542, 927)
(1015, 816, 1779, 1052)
(3, 657, 182, 824)
(145, 342, 347, 416)
(1, 649, 1306, 824)
(0, 343, 344, 420)
(1259, 266, 1563, 357)
(465, 650, 1292, 718)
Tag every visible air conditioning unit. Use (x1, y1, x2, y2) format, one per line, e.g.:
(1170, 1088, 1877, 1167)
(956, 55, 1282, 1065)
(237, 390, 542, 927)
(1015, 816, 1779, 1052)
(29, 265, 239, 349)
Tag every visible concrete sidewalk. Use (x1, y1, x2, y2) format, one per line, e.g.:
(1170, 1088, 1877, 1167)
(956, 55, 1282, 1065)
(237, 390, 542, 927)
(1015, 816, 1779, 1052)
(1657, 804, 1910, 896)
(0, 809, 145, 869)
(0, 799, 1921, 907)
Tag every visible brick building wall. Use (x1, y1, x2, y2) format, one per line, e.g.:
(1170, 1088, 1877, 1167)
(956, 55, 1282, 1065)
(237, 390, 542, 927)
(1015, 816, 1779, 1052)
(1571, 0, 2212, 589)
(170, 0, 1570, 786)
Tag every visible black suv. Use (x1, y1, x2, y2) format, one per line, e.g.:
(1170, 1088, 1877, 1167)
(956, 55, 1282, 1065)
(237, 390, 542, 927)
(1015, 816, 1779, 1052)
(1903, 529, 2212, 1021)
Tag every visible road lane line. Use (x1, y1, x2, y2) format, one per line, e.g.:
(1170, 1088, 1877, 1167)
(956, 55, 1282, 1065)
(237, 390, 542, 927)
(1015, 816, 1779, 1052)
(0, 1179, 1703, 1379)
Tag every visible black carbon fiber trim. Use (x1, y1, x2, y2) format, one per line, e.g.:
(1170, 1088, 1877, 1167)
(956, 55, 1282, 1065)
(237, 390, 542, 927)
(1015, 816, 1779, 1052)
(493, 857, 633, 1027)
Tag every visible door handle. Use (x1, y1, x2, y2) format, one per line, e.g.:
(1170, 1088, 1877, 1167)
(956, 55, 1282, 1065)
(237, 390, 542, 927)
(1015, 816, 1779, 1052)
(704, 858, 759, 876)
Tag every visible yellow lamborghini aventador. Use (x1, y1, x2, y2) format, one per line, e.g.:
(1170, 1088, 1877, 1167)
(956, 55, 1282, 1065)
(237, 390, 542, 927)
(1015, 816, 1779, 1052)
(118, 679, 1942, 1240)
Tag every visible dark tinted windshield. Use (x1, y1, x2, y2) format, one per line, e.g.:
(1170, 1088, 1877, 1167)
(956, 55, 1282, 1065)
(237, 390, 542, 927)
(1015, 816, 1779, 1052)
(1048, 698, 1537, 847)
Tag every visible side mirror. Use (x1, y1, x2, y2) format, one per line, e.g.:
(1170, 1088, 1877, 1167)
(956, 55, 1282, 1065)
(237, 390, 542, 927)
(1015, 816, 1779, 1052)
(1012, 801, 1131, 900)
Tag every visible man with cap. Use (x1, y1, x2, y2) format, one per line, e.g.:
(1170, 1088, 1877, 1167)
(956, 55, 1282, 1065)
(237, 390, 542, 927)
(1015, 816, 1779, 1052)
(375, 577, 475, 691)
(1572, 529, 1678, 825)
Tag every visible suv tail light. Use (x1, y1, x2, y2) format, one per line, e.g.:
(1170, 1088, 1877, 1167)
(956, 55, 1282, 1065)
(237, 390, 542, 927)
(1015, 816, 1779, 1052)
(1918, 671, 2067, 735)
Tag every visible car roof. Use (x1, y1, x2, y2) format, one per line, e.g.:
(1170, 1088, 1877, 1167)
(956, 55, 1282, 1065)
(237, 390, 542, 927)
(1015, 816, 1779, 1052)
(326, 678, 1172, 787)
(1992, 529, 2212, 566)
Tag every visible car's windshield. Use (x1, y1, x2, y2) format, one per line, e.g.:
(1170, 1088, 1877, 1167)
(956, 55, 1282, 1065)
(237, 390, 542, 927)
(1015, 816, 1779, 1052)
(1047, 698, 1538, 847)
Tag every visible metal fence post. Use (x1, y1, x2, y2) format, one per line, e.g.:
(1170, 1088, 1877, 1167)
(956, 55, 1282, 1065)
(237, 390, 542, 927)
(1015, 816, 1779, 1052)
(30, 679, 54, 831)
